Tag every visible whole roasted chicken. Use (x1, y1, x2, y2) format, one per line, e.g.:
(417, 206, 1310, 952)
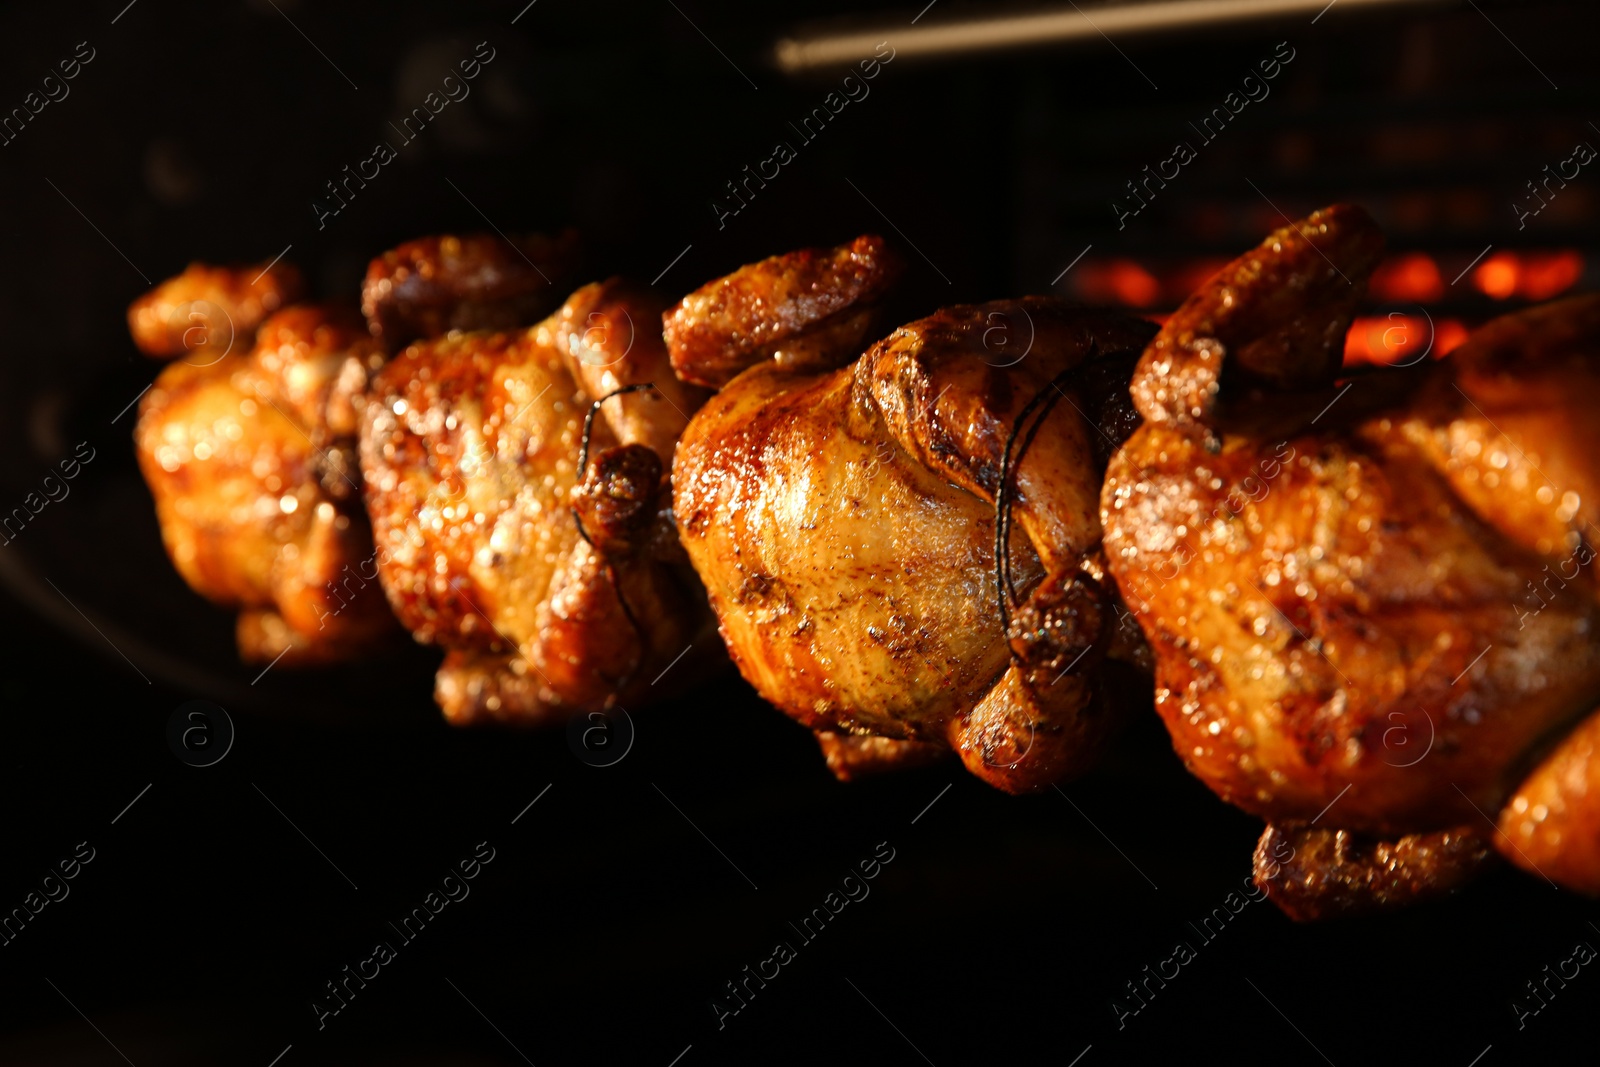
(359, 279, 715, 724)
(669, 236, 1156, 791)
(1100, 203, 1600, 917)
(134, 295, 398, 664)
(131, 230, 707, 713)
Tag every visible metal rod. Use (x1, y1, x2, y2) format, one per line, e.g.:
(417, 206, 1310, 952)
(774, 0, 1446, 73)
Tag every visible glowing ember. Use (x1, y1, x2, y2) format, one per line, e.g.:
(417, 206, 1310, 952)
(1470, 250, 1584, 301)
(1518, 251, 1584, 301)
(1075, 259, 1162, 307)
(1474, 251, 1520, 299)
(1343, 315, 1469, 366)
(1371, 252, 1444, 303)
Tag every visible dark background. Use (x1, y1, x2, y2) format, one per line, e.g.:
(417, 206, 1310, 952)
(0, 0, 1595, 1063)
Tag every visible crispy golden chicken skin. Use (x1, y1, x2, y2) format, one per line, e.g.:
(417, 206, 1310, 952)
(135, 305, 399, 664)
(1498, 705, 1600, 895)
(358, 284, 713, 725)
(132, 234, 584, 670)
(1101, 203, 1600, 913)
(362, 231, 581, 352)
(1253, 823, 1495, 921)
(542, 278, 711, 458)
(664, 234, 901, 389)
(814, 733, 949, 782)
(670, 238, 1156, 792)
(128, 260, 304, 361)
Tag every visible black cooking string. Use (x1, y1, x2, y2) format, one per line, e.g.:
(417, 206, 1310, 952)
(994, 358, 1092, 637)
(577, 382, 660, 475)
(569, 382, 662, 694)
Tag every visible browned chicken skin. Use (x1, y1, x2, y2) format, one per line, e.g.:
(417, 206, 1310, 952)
(547, 279, 710, 458)
(132, 212, 1600, 918)
(131, 232, 601, 676)
(814, 732, 949, 782)
(670, 237, 1156, 792)
(359, 282, 713, 725)
(362, 230, 581, 352)
(1254, 823, 1494, 922)
(135, 304, 398, 664)
(1499, 706, 1600, 894)
(665, 234, 903, 389)
(1102, 203, 1600, 915)
(128, 260, 305, 362)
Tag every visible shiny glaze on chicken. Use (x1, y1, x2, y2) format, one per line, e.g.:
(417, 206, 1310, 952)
(359, 282, 712, 725)
(128, 260, 304, 361)
(132, 232, 589, 671)
(135, 304, 398, 663)
(1102, 203, 1600, 913)
(362, 231, 581, 352)
(671, 237, 1155, 792)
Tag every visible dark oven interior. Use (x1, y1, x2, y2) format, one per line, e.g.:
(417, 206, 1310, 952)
(0, 1, 1592, 1063)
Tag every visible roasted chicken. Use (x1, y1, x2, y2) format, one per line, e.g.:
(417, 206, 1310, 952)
(133, 232, 582, 668)
(358, 279, 715, 725)
(130, 206, 1600, 913)
(669, 236, 1156, 792)
(1101, 203, 1600, 916)
(128, 260, 304, 362)
(135, 303, 397, 663)
(362, 230, 581, 352)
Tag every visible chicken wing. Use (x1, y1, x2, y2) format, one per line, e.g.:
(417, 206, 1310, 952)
(128, 260, 304, 361)
(546, 278, 709, 458)
(1254, 822, 1495, 921)
(1498, 705, 1600, 894)
(362, 230, 581, 352)
(670, 237, 1156, 791)
(1101, 203, 1600, 914)
(664, 233, 902, 388)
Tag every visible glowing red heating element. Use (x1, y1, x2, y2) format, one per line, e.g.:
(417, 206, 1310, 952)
(1070, 250, 1583, 310)
(1369, 252, 1444, 303)
(1343, 314, 1469, 367)
(1346, 249, 1584, 365)
(1366, 249, 1584, 306)
(1074, 249, 1585, 367)
(1472, 250, 1583, 302)
(1073, 258, 1162, 306)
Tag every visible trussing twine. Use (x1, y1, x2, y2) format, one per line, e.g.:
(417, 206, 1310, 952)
(570, 383, 662, 695)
